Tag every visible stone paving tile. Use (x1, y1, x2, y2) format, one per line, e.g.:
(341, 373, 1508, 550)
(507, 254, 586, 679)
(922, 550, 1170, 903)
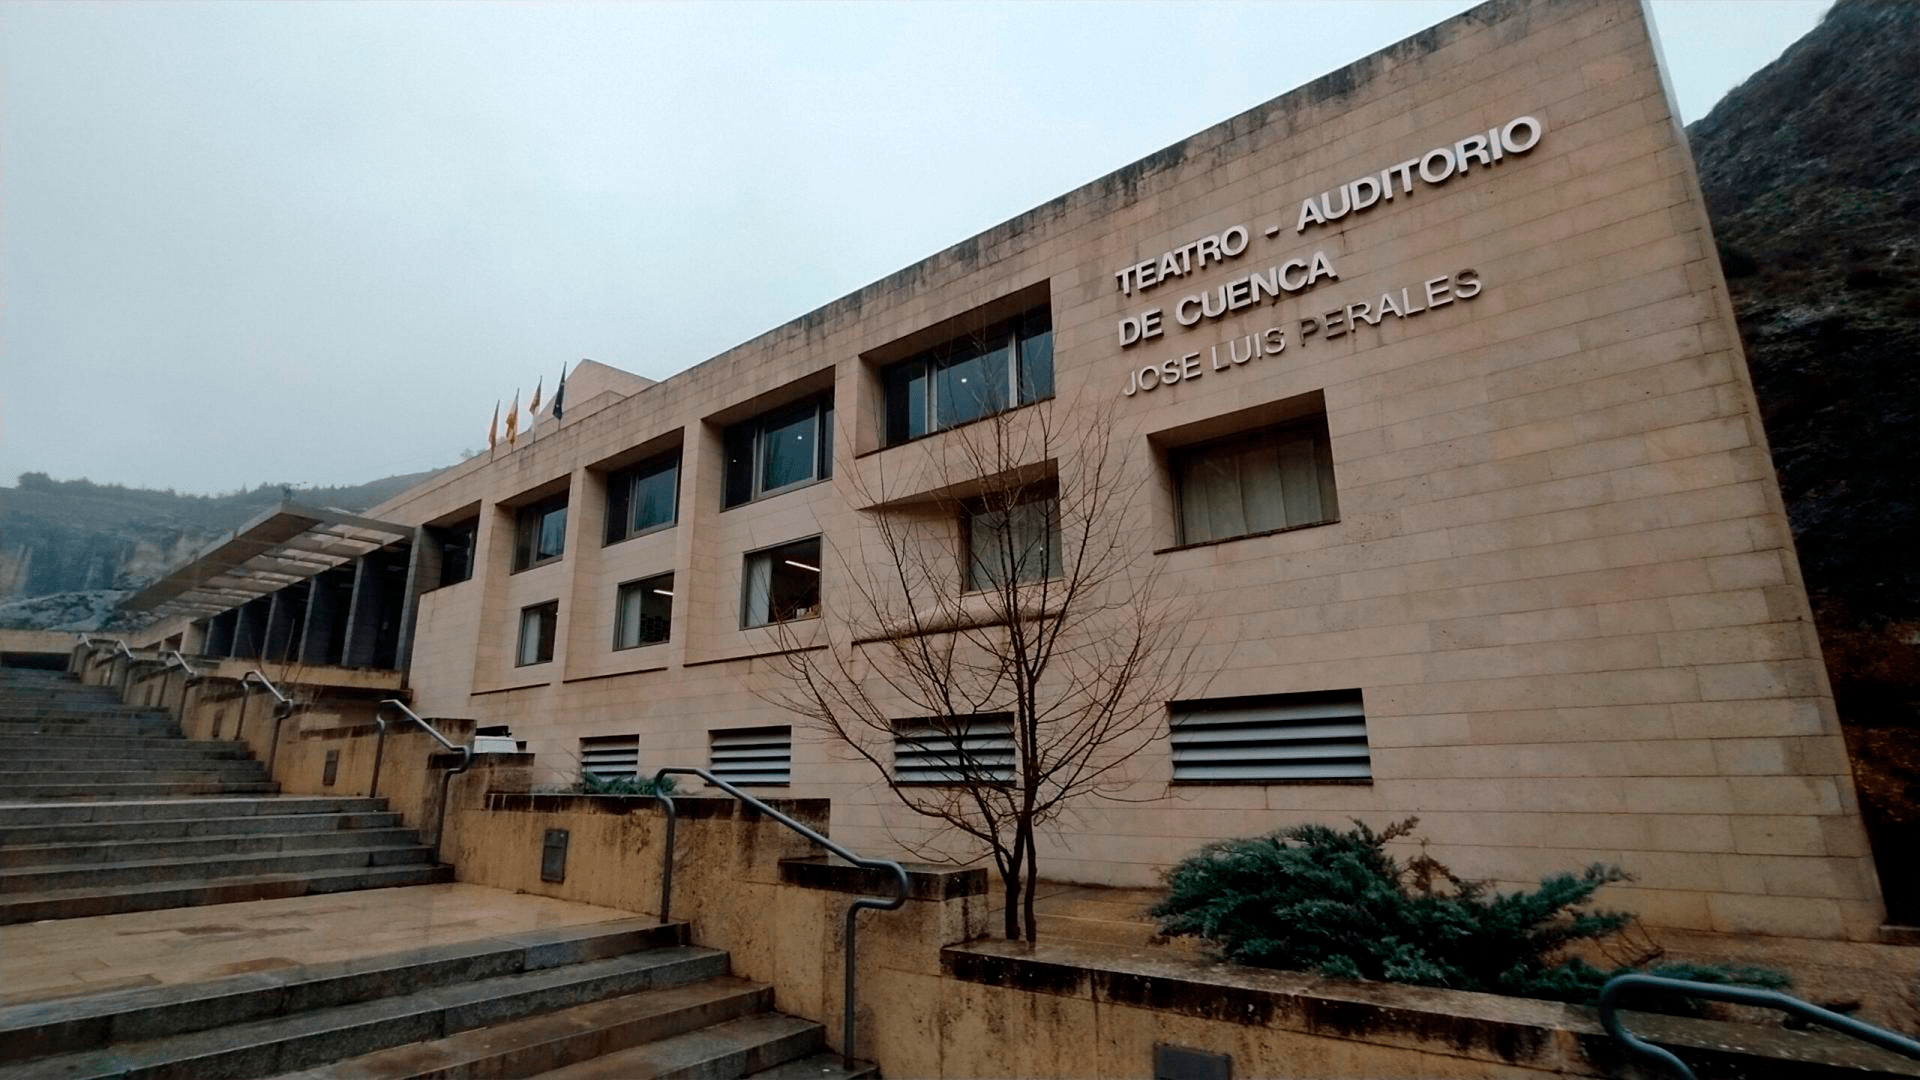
(0, 883, 635, 1006)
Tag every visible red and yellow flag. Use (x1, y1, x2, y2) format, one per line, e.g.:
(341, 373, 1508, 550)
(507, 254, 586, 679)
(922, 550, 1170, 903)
(505, 392, 520, 447)
(488, 401, 499, 449)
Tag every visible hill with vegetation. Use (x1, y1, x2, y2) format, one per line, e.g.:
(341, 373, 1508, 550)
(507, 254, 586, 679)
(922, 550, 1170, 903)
(1686, 0, 1920, 923)
(0, 471, 437, 630)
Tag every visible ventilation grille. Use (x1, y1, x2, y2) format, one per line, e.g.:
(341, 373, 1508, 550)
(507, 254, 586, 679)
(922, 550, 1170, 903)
(1170, 691, 1370, 782)
(579, 734, 640, 780)
(709, 726, 793, 786)
(894, 715, 1015, 785)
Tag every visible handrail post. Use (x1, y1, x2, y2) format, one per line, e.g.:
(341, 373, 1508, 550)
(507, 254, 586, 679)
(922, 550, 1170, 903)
(372, 700, 474, 865)
(649, 765, 908, 1069)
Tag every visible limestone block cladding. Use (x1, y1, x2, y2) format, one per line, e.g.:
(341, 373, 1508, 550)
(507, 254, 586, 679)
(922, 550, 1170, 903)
(198, 0, 1881, 940)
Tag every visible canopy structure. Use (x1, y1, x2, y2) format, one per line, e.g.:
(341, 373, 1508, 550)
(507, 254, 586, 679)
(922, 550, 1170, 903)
(118, 501, 415, 622)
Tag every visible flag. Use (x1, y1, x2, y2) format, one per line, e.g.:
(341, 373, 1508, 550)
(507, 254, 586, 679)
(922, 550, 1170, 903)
(505, 392, 520, 447)
(488, 401, 499, 449)
(529, 377, 543, 417)
(551, 363, 569, 422)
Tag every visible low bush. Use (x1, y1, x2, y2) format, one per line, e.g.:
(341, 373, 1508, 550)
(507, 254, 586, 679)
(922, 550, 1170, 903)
(577, 771, 677, 797)
(1149, 818, 1788, 1008)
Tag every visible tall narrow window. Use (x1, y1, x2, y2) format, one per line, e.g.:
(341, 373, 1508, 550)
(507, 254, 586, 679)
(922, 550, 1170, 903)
(742, 536, 822, 627)
(605, 453, 680, 544)
(516, 600, 558, 666)
(513, 495, 569, 571)
(882, 305, 1053, 446)
(431, 517, 478, 587)
(966, 492, 1061, 592)
(1170, 415, 1339, 546)
(614, 572, 674, 649)
(723, 394, 834, 508)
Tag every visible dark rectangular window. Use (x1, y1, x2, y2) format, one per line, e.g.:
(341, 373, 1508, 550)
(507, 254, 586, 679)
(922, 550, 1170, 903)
(431, 517, 478, 587)
(965, 491, 1061, 592)
(1170, 414, 1338, 546)
(742, 536, 821, 627)
(605, 453, 680, 544)
(516, 600, 558, 666)
(882, 306, 1053, 446)
(614, 572, 674, 649)
(723, 395, 833, 508)
(513, 495, 569, 571)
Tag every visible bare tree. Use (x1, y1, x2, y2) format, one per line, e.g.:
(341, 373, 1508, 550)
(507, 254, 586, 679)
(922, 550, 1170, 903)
(767, 391, 1198, 942)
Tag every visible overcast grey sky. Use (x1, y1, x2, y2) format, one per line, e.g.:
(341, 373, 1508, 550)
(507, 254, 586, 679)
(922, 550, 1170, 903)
(1, 0, 1828, 496)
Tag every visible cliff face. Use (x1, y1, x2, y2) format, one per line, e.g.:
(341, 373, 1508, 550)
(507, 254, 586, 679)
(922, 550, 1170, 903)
(1686, 0, 1920, 924)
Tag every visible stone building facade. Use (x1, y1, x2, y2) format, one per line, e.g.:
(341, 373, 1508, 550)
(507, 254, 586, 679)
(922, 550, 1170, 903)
(142, 0, 1886, 941)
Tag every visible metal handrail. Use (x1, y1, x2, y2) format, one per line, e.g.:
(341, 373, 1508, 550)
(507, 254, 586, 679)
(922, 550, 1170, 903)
(650, 765, 909, 1070)
(1599, 973, 1920, 1080)
(162, 650, 201, 680)
(241, 669, 293, 711)
(371, 700, 474, 863)
(375, 699, 473, 765)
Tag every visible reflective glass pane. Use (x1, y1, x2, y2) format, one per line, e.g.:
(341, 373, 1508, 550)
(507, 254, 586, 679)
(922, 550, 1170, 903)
(935, 342, 1009, 430)
(883, 362, 928, 445)
(631, 460, 678, 532)
(760, 406, 818, 492)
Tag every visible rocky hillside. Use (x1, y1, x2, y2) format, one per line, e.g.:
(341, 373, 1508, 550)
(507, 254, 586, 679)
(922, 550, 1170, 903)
(0, 471, 437, 630)
(1686, 0, 1920, 923)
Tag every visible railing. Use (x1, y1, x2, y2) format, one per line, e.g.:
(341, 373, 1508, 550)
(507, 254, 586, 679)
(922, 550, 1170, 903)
(372, 699, 474, 860)
(649, 766, 909, 1070)
(161, 650, 201, 680)
(238, 669, 297, 774)
(1599, 973, 1920, 1080)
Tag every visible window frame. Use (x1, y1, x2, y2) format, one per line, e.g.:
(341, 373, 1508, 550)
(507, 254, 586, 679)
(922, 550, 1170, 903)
(512, 495, 570, 572)
(740, 535, 823, 629)
(963, 488, 1062, 594)
(613, 572, 675, 651)
(880, 306, 1054, 448)
(722, 394, 834, 509)
(1167, 414, 1340, 548)
(604, 452, 681, 545)
(515, 600, 559, 667)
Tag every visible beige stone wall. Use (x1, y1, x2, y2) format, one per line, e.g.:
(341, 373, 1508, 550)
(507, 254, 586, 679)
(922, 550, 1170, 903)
(284, 0, 1884, 940)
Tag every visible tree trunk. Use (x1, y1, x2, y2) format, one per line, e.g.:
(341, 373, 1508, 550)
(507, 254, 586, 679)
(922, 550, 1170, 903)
(1002, 863, 1023, 939)
(1023, 827, 1039, 943)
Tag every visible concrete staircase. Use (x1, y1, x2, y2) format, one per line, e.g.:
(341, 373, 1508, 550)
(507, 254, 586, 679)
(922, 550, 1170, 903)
(0, 669, 450, 923)
(0, 918, 871, 1079)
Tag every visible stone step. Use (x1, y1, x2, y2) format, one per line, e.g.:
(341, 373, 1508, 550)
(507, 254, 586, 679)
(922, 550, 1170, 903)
(527, 1013, 826, 1080)
(269, 976, 770, 1079)
(0, 767, 269, 787)
(0, 745, 257, 764)
(0, 828, 422, 869)
(0, 843, 435, 894)
(0, 918, 686, 1062)
(0, 780, 281, 800)
(0, 810, 401, 847)
(0, 862, 455, 924)
(748, 1052, 880, 1079)
(0, 796, 385, 826)
(0, 716, 180, 732)
(0, 946, 728, 1080)
(0, 735, 255, 754)
(0, 756, 266, 774)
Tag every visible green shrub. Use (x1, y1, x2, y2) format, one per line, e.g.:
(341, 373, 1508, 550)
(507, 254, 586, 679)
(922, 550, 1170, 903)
(1150, 818, 1788, 1008)
(578, 771, 677, 797)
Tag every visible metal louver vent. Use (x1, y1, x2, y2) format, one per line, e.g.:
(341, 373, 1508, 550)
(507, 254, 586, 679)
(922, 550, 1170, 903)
(709, 726, 792, 786)
(1170, 691, 1370, 782)
(579, 733, 640, 779)
(894, 714, 1016, 785)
